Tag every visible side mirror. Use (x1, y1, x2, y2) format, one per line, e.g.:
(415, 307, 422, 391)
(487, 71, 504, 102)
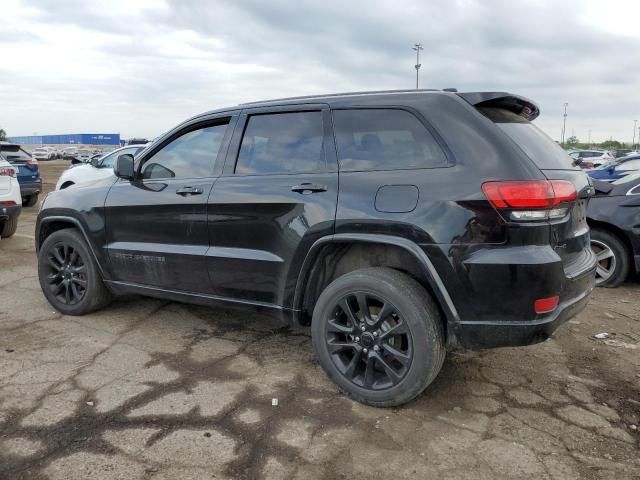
(607, 164, 615, 173)
(90, 157, 100, 167)
(114, 154, 135, 180)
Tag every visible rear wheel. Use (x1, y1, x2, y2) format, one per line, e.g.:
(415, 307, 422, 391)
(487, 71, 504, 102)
(311, 267, 445, 407)
(1, 216, 18, 238)
(590, 228, 629, 288)
(38, 228, 112, 315)
(22, 194, 39, 207)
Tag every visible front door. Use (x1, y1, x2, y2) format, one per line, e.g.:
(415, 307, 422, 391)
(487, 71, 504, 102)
(104, 117, 233, 293)
(207, 106, 338, 307)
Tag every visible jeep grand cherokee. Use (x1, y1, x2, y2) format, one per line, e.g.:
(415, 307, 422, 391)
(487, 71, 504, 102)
(36, 90, 597, 406)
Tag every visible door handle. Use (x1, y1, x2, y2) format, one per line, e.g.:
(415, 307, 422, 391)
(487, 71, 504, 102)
(291, 183, 328, 194)
(176, 186, 204, 196)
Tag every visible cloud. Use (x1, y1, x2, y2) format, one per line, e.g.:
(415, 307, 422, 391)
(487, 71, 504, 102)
(1, 0, 639, 143)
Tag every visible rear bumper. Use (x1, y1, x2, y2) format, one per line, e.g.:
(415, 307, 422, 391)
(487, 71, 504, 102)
(19, 179, 42, 196)
(454, 263, 596, 349)
(0, 203, 22, 221)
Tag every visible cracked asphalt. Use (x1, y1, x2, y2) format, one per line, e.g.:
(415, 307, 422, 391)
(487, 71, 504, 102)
(1, 160, 639, 480)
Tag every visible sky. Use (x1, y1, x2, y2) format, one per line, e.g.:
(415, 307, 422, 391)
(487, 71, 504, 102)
(1, 0, 639, 143)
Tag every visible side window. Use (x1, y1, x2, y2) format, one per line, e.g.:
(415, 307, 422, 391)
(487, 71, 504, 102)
(141, 123, 228, 180)
(332, 109, 448, 171)
(235, 111, 324, 175)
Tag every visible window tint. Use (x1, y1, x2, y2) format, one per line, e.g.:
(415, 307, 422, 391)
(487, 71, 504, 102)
(235, 111, 324, 174)
(141, 123, 227, 180)
(332, 109, 448, 171)
(479, 107, 577, 170)
(100, 147, 143, 168)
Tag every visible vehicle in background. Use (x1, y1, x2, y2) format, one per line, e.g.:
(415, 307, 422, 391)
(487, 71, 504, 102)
(588, 154, 640, 182)
(613, 149, 633, 158)
(588, 174, 640, 287)
(0, 156, 21, 238)
(56, 144, 148, 190)
(63, 147, 79, 159)
(32, 147, 56, 161)
(568, 150, 613, 169)
(71, 149, 93, 165)
(0, 142, 42, 207)
(38, 90, 596, 407)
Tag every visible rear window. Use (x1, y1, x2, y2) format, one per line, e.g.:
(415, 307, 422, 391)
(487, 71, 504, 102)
(0, 147, 31, 161)
(332, 109, 448, 171)
(479, 107, 577, 170)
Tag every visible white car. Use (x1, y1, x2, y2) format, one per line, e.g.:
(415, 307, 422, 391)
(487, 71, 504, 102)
(56, 144, 149, 190)
(0, 157, 22, 238)
(32, 147, 56, 161)
(568, 150, 613, 169)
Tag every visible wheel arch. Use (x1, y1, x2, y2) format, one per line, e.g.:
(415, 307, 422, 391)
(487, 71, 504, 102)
(293, 234, 460, 337)
(37, 216, 107, 277)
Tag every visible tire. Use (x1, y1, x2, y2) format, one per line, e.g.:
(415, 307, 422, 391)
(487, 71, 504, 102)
(22, 194, 39, 207)
(311, 267, 445, 407)
(590, 228, 629, 288)
(38, 228, 112, 315)
(1, 216, 18, 238)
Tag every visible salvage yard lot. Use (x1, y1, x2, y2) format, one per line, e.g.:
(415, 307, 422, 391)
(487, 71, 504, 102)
(1, 160, 639, 480)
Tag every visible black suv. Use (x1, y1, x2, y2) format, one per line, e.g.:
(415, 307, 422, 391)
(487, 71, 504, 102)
(36, 90, 597, 406)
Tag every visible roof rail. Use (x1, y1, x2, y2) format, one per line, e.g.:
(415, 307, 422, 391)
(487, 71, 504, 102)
(239, 89, 440, 106)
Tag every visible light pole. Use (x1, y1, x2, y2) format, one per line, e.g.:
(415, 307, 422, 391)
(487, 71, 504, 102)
(561, 102, 568, 147)
(633, 120, 638, 149)
(412, 43, 423, 89)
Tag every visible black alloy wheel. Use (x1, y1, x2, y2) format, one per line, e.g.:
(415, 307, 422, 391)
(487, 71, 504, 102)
(43, 243, 88, 305)
(38, 228, 112, 315)
(324, 292, 412, 390)
(312, 267, 445, 407)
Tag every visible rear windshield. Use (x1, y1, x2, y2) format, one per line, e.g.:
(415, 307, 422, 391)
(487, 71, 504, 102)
(0, 148, 31, 161)
(479, 107, 578, 170)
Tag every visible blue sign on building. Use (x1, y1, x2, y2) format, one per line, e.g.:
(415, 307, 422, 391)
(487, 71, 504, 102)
(9, 133, 121, 145)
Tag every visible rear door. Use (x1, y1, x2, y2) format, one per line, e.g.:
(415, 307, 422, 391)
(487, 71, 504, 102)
(206, 105, 338, 306)
(479, 107, 593, 272)
(104, 115, 235, 293)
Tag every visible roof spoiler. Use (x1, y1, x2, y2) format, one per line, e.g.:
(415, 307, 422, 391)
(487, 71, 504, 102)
(457, 92, 540, 121)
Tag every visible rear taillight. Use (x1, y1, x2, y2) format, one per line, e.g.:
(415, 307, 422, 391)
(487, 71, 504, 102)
(0, 167, 16, 177)
(27, 158, 38, 166)
(482, 180, 577, 222)
(0, 201, 17, 207)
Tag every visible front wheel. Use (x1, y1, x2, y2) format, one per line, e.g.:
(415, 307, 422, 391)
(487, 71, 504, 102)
(311, 267, 445, 407)
(590, 228, 629, 288)
(38, 228, 112, 315)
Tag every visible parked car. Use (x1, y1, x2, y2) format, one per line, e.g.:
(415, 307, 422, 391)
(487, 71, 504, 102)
(36, 90, 596, 406)
(568, 150, 613, 169)
(588, 154, 640, 182)
(613, 149, 633, 158)
(71, 149, 93, 165)
(587, 175, 640, 287)
(0, 156, 21, 238)
(0, 142, 42, 206)
(32, 147, 56, 161)
(56, 144, 149, 190)
(63, 147, 79, 159)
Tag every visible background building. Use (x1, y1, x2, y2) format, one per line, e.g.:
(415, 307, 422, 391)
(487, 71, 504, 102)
(9, 133, 120, 146)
